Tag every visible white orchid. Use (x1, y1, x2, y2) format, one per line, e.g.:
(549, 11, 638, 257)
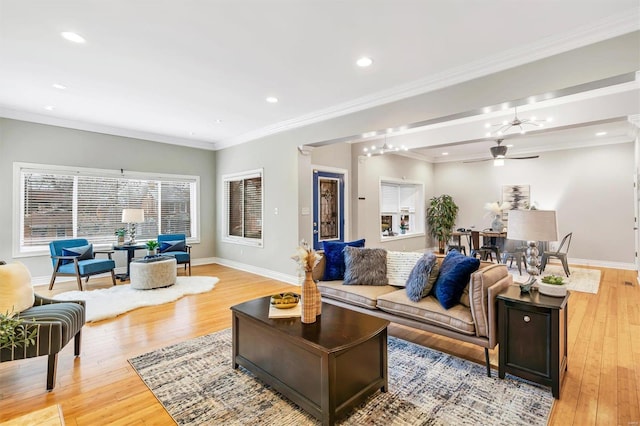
(484, 201, 511, 214)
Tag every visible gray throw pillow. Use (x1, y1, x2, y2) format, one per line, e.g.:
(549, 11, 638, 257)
(405, 252, 439, 302)
(343, 247, 388, 285)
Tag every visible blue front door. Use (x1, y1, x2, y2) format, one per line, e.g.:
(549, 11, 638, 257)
(312, 170, 344, 250)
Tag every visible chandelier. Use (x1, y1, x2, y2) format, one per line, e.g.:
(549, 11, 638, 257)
(362, 136, 408, 157)
(485, 106, 552, 137)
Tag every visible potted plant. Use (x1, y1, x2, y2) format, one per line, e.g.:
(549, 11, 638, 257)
(114, 228, 127, 245)
(427, 194, 459, 254)
(1, 311, 36, 350)
(145, 240, 160, 256)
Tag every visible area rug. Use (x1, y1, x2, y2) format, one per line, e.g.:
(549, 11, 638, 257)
(53, 276, 218, 322)
(509, 263, 600, 294)
(129, 328, 553, 425)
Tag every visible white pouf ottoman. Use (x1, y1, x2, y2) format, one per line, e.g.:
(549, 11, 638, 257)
(130, 257, 177, 290)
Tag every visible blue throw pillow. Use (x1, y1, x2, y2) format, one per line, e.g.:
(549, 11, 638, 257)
(322, 239, 365, 281)
(61, 244, 93, 265)
(405, 252, 439, 302)
(160, 240, 186, 253)
(432, 250, 480, 309)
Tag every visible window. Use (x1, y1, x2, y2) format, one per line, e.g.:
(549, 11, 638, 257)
(380, 179, 424, 239)
(14, 163, 199, 254)
(222, 169, 263, 247)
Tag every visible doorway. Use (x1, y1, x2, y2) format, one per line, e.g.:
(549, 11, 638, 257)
(313, 170, 345, 250)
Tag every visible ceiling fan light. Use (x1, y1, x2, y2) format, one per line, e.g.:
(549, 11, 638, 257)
(494, 158, 505, 167)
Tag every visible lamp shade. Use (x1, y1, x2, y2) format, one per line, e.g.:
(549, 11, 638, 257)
(121, 208, 145, 223)
(507, 209, 558, 242)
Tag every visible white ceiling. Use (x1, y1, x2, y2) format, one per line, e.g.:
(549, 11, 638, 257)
(0, 0, 639, 157)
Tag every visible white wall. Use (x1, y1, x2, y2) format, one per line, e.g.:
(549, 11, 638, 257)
(434, 143, 635, 266)
(0, 118, 217, 281)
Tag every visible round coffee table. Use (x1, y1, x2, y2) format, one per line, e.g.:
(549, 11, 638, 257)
(130, 257, 177, 290)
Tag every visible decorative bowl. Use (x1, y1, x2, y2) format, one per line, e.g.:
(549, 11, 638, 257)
(270, 292, 300, 309)
(537, 276, 568, 297)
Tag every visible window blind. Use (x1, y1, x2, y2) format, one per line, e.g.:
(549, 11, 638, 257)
(223, 169, 263, 246)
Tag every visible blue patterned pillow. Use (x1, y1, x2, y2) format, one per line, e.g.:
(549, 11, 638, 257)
(433, 250, 480, 309)
(61, 244, 93, 265)
(322, 239, 365, 281)
(160, 240, 186, 253)
(405, 252, 439, 302)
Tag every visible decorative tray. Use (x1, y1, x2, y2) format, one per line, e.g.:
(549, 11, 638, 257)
(270, 292, 300, 309)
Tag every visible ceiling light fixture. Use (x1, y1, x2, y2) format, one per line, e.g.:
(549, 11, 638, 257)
(61, 32, 86, 43)
(356, 56, 373, 67)
(485, 106, 552, 136)
(266, 96, 278, 103)
(52, 83, 67, 90)
(43, 105, 54, 111)
(595, 131, 607, 136)
(362, 136, 408, 157)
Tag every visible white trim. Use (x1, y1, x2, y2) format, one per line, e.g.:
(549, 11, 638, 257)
(213, 257, 299, 286)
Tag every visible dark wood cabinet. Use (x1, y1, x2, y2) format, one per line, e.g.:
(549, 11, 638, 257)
(497, 285, 568, 398)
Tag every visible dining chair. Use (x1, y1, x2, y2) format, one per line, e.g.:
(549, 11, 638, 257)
(540, 232, 572, 277)
(470, 231, 493, 261)
(501, 239, 527, 275)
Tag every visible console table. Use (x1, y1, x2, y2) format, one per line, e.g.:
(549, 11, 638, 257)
(497, 285, 568, 398)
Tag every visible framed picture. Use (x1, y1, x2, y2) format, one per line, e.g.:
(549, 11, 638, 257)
(501, 184, 530, 222)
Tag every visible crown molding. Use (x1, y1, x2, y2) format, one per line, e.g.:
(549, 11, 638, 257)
(218, 9, 640, 149)
(0, 107, 218, 151)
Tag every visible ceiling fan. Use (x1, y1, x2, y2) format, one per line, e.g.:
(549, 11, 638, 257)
(464, 139, 539, 165)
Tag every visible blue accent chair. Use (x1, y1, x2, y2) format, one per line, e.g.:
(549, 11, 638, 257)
(49, 238, 116, 291)
(158, 233, 191, 275)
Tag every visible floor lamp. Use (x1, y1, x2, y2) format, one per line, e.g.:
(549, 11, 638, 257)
(122, 208, 145, 244)
(507, 209, 558, 292)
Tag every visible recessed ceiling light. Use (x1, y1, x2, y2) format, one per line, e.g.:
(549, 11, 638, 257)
(595, 131, 607, 136)
(356, 57, 373, 67)
(442, 152, 449, 156)
(44, 105, 54, 111)
(266, 96, 278, 103)
(61, 32, 86, 43)
(215, 119, 222, 123)
(506, 144, 514, 147)
(52, 83, 67, 90)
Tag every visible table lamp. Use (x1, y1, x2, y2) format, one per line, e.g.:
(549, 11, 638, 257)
(507, 209, 558, 292)
(121, 208, 145, 244)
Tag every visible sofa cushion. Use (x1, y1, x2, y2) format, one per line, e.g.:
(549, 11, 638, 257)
(433, 250, 480, 309)
(377, 290, 475, 335)
(386, 251, 424, 287)
(405, 252, 439, 302)
(0, 262, 35, 315)
(322, 239, 365, 281)
(343, 247, 388, 285)
(317, 281, 397, 309)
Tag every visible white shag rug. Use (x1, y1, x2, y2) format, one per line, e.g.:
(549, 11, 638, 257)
(53, 276, 218, 322)
(510, 263, 601, 294)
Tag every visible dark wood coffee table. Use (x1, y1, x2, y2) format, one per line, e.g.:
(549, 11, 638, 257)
(231, 297, 389, 426)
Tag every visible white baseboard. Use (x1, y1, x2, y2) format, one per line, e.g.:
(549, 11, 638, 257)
(565, 257, 636, 270)
(212, 257, 300, 286)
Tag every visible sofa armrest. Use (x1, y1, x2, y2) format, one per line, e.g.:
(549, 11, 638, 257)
(468, 263, 512, 348)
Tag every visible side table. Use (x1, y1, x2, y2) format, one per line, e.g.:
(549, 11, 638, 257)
(112, 243, 145, 281)
(497, 285, 568, 398)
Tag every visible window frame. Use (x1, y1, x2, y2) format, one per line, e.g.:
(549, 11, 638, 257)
(12, 162, 200, 257)
(222, 168, 264, 248)
(379, 177, 425, 241)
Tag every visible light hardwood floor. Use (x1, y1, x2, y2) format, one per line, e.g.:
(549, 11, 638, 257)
(0, 264, 638, 425)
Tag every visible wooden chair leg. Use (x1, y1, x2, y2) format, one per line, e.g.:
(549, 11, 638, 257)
(110, 269, 117, 286)
(74, 330, 82, 356)
(47, 353, 58, 391)
(188, 262, 191, 276)
(48, 272, 57, 290)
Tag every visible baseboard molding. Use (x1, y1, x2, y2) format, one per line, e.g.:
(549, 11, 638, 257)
(565, 258, 636, 270)
(212, 257, 299, 286)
